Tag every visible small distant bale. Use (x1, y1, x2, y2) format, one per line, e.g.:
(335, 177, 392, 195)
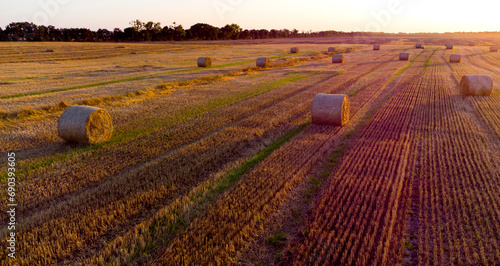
(450, 54, 461, 63)
(416, 43, 422, 48)
(373, 44, 380, 50)
(328, 47, 335, 53)
(131, 52, 137, 54)
(45, 49, 54, 52)
(256, 57, 270, 68)
(58, 106, 113, 144)
(197, 57, 212, 67)
(490, 46, 499, 52)
(311, 94, 350, 126)
(446, 43, 453, 49)
(469, 43, 475, 46)
(459, 75, 493, 96)
(332, 54, 344, 63)
(291, 47, 299, 53)
(400, 52, 410, 61)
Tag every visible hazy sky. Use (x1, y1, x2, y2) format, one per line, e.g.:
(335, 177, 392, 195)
(2, 0, 500, 33)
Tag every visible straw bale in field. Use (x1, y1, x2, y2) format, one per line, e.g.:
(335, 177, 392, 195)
(328, 47, 335, 52)
(373, 45, 380, 50)
(197, 57, 212, 67)
(58, 106, 113, 144)
(460, 75, 493, 96)
(256, 57, 270, 68)
(400, 52, 410, 61)
(490, 46, 499, 52)
(450, 54, 461, 63)
(311, 94, 350, 126)
(332, 54, 344, 63)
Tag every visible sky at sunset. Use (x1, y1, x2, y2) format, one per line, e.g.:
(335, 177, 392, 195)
(2, 0, 500, 33)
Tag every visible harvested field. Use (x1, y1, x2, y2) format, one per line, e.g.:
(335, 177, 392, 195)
(1, 37, 499, 265)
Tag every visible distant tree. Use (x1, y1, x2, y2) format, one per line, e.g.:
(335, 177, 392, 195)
(129, 19, 144, 31)
(97, 28, 113, 41)
(5, 22, 38, 41)
(0, 27, 7, 41)
(258, 29, 269, 39)
(189, 23, 219, 40)
(123, 27, 138, 41)
(239, 29, 251, 39)
(218, 24, 241, 40)
(269, 29, 278, 38)
(113, 28, 124, 41)
(173, 25, 186, 41)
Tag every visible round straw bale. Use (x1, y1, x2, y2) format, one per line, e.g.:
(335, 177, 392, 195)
(490, 46, 499, 52)
(373, 44, 380, 50)
(256, 57, 270, 68)
(328, 47, 335, 52)
(416, 43, 422, 48)
(197, 57, 212, 67)
(399, 52, 410, 61)
(291, 47, 299, 53)
(450, 54, 461, 63)
(332, 54, 344, 63)
(58, 106, 113, 144)
(459, 75, 493, 96)
(445, 43, 453, 49)
(311, 94, 350, 126)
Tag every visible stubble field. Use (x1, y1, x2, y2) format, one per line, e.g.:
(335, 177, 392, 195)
(0, 36, 499, 265)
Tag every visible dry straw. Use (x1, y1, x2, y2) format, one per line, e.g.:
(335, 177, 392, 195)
(311, 94, 350, 126)
(490, 46, 499, 52)
(446, 43, 453, 49)
(459, 75, 493, 96)
(332, 54, 344, 63)
(373, 45, 380, 50)
(328, 47, 335, 52)
(256, 57, 270, 68)
(58, 106, 113, 144)
(197, 57, 212, 67)
(450, 54, 461, 63)
(291, 47, 299, 53)
(399, 52, 410, 61)
(416, 43, 422, 48)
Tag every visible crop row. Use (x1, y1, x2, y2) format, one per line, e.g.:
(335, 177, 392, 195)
(152, 48, 421, 264)
(0, 47, 396, 264)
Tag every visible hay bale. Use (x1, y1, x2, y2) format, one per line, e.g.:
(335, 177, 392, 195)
(197, 57, 212, 67)
(332, 54, 344, 63)
(450, 54, 461, 63)
(328, 47, 335, 52)
(446, 43, 453, 49)
(469, 43, 475, 46)
(291, 47, 299, 53)
(58, 106, 113, 144)
(399, 52, 410, 61)
(373, 44, 380, 50)
(460, 75, 493, 96)
(311, 94, 350, 126)
(256, 57, 270, 68)
(490, 46, 499, 52)
(416, 43, 422, 48)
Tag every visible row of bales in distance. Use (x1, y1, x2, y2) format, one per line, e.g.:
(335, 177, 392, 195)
(57, 43, 496, 145)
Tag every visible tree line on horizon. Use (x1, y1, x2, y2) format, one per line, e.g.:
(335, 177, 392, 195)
(0, 20, 399, 42)
(0, 20, 496, 42)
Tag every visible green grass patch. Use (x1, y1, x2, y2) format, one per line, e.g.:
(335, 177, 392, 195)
(266, 233, 287, 247)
